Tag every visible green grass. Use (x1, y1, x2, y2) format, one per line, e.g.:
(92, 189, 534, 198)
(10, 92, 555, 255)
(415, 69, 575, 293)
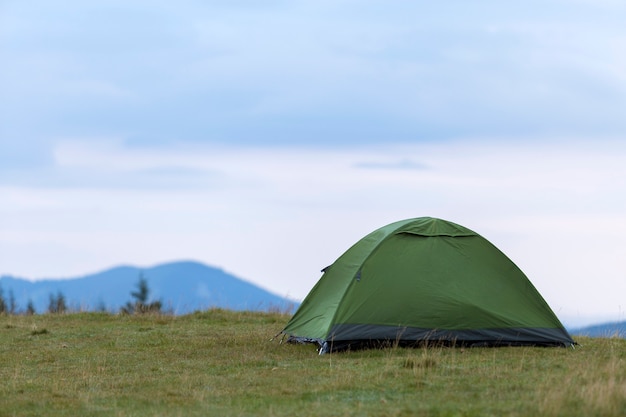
(1, 310, 625, 417)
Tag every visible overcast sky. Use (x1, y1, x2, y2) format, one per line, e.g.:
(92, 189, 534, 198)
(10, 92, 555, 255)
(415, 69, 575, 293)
(1, 1, 626, 327)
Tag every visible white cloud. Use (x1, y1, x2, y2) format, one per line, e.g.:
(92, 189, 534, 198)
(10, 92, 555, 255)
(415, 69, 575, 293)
(2, 138, 626, 327)
(4, 0, 626, 144)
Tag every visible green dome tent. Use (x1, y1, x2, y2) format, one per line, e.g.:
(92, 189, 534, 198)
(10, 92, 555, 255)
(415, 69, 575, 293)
(281, 217, 574, 353)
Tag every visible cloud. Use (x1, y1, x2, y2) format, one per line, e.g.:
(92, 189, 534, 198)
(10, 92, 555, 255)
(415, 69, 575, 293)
(2, 1, 626, 150)
(355, 159, 428, 171)
(1, 138, 626, 327)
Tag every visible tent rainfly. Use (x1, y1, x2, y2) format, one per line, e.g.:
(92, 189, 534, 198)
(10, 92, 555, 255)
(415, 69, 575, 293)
(281, 217, 575, 353)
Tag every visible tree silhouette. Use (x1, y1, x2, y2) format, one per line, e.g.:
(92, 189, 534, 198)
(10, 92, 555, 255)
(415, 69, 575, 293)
(47, 291, 67, 314)
(8, 289, 16, 315)
(121, 274, 162, 314)
(131, 275, 150, 304)
(0, 285, 6, 314)
(26, 300, 36, 315)
(0, 287, 19, 315)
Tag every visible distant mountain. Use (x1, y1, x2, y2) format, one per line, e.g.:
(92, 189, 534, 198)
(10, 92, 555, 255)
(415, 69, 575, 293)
(569, 321, 626, 338)
(0, 261, 298, 314)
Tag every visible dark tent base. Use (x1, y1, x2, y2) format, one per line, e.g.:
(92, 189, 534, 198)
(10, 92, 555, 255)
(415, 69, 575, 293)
(287, 324, 575, 354)
(318, 338, 573, 354)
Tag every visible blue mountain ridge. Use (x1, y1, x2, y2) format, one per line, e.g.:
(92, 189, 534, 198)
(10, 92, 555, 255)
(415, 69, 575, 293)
(0, 261, 298, 314)
(569, 321, 626, 338)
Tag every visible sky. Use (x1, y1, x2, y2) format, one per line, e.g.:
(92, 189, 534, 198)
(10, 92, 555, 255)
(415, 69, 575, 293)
(1, 1, 626, 327)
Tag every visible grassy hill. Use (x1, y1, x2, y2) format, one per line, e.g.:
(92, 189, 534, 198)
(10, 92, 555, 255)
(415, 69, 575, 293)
(1, 311, 625, 417)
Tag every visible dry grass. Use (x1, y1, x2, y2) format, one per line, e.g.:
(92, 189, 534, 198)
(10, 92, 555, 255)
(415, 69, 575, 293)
(0, 311, 624, 416)
(536, 338, 626, 417)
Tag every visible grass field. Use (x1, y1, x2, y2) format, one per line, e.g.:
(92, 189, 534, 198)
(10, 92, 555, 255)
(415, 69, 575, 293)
(1, 310, 625, 417)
